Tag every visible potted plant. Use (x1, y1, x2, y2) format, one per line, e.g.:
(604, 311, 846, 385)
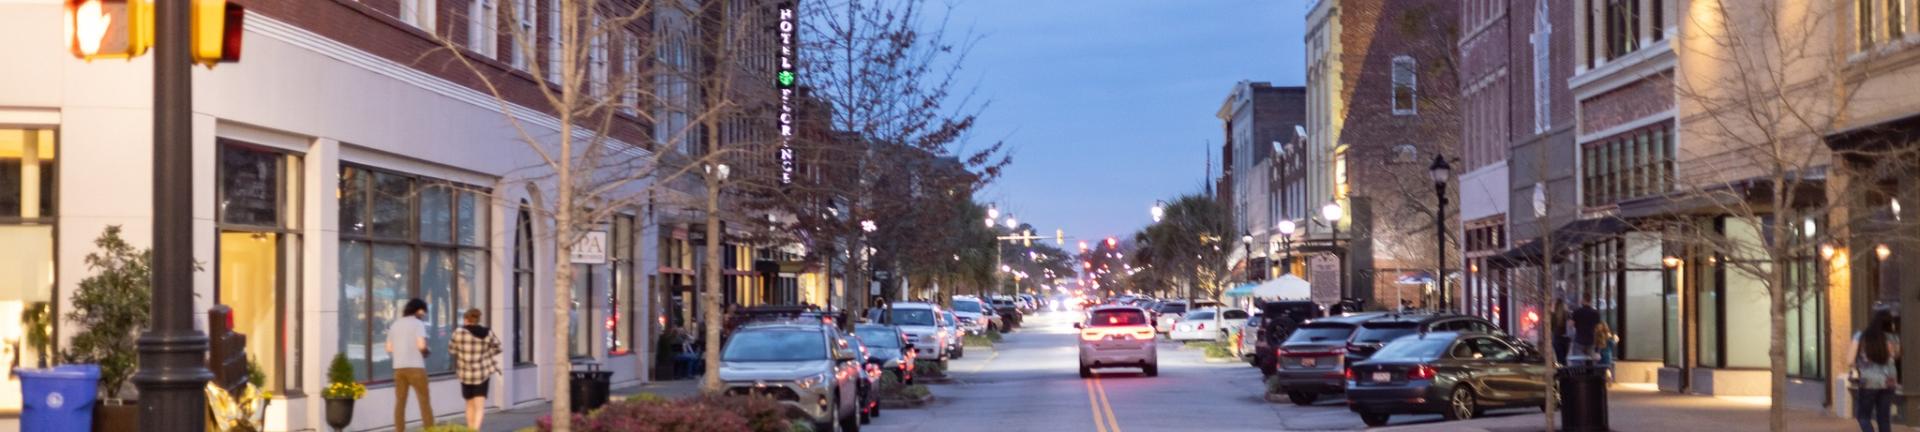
(322, 353, 366, 431)
(63, 226, 152, 432)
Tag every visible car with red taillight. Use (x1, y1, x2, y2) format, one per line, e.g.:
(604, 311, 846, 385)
(1269, 313, 1381, 405)
(1344, 313, 1501, 364)
(1345, 332, 1552, 427)
(1076, 305, 1159, 378)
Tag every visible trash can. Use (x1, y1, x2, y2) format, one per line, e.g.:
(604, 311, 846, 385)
(1557, 365, 1609, 432)
(20, 365, 101, 431)
(570, 362, 614, 413)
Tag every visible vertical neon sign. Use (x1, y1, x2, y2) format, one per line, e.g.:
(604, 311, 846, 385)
(777, 2, 796, 189)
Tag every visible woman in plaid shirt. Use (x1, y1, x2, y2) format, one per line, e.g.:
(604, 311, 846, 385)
(453, 308, 504, 430)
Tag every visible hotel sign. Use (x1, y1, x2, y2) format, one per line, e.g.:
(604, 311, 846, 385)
(776, 2, 797, 189)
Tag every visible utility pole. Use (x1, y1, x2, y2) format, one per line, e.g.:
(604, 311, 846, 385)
(134, 1, 215, 429)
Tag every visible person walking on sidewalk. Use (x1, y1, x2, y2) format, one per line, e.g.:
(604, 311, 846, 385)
(387, 298, 434, 431)
(453, 308, 504, 430)
(1848, 309, 1901, 432)
(1570, 299, 1600, 365)
(1594, 321, 1618, 383)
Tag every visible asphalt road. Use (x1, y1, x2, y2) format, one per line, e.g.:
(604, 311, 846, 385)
(861, 310, 1521, 432)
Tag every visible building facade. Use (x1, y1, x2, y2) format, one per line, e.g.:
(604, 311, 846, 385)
(1217, 81, 1305, 282)
(0, 0, 799, 430)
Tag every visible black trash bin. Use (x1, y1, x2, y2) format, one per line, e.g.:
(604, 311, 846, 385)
(1556, 365, 1609, 432)
(570, 362, 614, 413)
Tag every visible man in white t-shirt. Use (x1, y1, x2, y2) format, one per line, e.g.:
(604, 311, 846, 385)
(387, 298, 433, 431)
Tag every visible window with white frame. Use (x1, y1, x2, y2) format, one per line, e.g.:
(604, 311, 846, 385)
(400, 0, 438, 32)
(469, 0, 498, 58)
(511, 0, 535, 69)
(1532, 0, 1552, 133)
(1392, 56, 1417, 115)
(621, 31, 638, 115)
(589, 14, 608, 98)
(546, 0, 560, 83)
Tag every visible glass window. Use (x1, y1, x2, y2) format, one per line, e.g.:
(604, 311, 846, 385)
(1392, 56, 1417, 115)
(723, 330, 827, 362)
(612, 215, 635, 355)
(0, 128, 56, 413)
(1287, 325, 1356, 343)
(1372, 337, 1452, 361)
(338, 165, 491, 381)
(570, 264, 592, 358)
(1087, 309, 1146, 327)
(1353, 323, 1419, 345)
(216, 143, 303, 392)
(340, 168, 369, 235)
(1468, 337, 1518, 361)
(514, 204, 536, 364)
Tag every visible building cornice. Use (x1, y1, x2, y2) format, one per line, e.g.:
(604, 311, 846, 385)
(1570, 40, 1675, 101)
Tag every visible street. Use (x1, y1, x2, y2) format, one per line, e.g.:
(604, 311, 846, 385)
(864, 311, 1486, 432)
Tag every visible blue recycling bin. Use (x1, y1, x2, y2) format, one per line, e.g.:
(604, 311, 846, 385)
(20, 365, 101, 432)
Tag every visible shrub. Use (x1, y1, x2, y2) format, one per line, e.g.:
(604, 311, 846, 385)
(321, 354, 365, 400)
(690, 395, 789, 432)
(64, 226, 153, 401)
(1201, 342, 1233, 359)
(963, 334, 994, 347)
(914, 359, 946, 377)
(539, 398, 749, 432)
(985, 331, 1004, 342)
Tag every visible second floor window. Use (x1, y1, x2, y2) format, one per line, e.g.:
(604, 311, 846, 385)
(1392, 56, 1417, 115)
(400, 0, 437, 32)
(1581, 122, 1674, 207)
(469, 0, 499, 58)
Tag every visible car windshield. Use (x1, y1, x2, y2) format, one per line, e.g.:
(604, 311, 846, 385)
(1159, 304, 1187, 314)
(1370, 337, 1454, 361)
(1222, 310, 1249, 319)
(1183, 311, 1215, 320)
(855, 329, 901, 348)
(723, 329, 827, 362)
(878, 309, 938, 326)
(1088, 309, 1148, 327)
(1353, 323, 1420, 345)
(951, 300, 983, 313)
(942, 314, 957, 326)
(1285, 325, 1355, 343)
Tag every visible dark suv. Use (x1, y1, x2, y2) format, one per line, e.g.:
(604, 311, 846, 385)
(1344, 313, 1501, 364)
(1270, 313, 1383, 405)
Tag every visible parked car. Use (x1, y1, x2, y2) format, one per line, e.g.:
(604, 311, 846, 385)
(1235, 313, 1263, 360)
(1269, 313, 1382, 405)
(853, 324, 916, 385)
(1346, 332, 1552, 427)
(1250, 301, 1326, 372)
(873, 302, 951, 361)
(1345, 313, 1501, 364)
(941, 311, 966, 359)
(841, 330, 880, 424)
(718, 322, 865, 431)
(950, 296, 995, 333)
(1076, 305, 1159, 377)
(990, 297, 1024, 329)
(1170, 308, 1247, 341)
(1151, 301, 1188, 334)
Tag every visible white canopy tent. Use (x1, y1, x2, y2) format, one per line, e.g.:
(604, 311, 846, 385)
(1250, 274, 1312, 300)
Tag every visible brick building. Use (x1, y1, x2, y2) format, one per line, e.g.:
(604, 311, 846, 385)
(0, 1, 792, 430)
(1216, 81, 1305, 281)
(1301, 0, 1459, 310)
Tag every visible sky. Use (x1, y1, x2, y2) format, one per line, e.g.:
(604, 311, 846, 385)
(939, 1, 1308, 242)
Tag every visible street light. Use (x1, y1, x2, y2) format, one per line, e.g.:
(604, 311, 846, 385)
(988, 205, 1000, 220)
(1321, 201, 1347, 302)
(1277, 219, 1296, 275)
(1151, 200, 1166, 222)
(1005, 216, 1019, 229)
(1242, 232, 1257, 282)
(1429, 154, 1452, 311)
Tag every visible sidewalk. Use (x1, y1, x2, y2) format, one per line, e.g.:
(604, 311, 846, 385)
(477, 379, 702, 432)
(1376, 384, 1915, 432)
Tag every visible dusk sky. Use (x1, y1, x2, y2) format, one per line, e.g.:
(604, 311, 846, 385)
(942, 1, 1309, 241)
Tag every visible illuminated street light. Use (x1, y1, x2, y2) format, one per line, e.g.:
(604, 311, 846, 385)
(1151, 200, 1166, 222)
(988, 205, 1000, 220)
(1277, 219, 1296, 236)
(860, 220, 877, 232)
(1322, 201, 1344, 223)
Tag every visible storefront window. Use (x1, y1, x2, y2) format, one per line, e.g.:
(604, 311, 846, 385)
(338, 165, 490, 381)
(513, 203, 535, 364)
(1784, 217, 1825, 379)
(570, 263, 594, 358)
(0, 128, 56, 412)
(1696, 219, 1722, 368)
(215, 142, 302, 393)
(611, 215, 634, 356)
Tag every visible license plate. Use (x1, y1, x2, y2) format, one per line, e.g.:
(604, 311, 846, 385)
(1301, 357, 1317, 367)
(1372, 372, 1391, 383)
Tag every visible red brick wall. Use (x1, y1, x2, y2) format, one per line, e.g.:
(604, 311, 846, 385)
(1578, 77, 1673, 135)
(239, 0, 654, 147)
(1334, 0, 1459, 201)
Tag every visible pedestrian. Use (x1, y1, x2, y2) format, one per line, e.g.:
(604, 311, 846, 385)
(386, 298, 433, 431)
(1549, 301, 1571, 365)
(1594, 321, 1618, 383)
(1571, 299, 1600, 365)
(452, 308, 504, 431)
(1848, 309, 1901, 432)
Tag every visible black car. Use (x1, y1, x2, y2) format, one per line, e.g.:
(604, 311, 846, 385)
(1344, 313, 1501, 364)
(854, 324, 916, 385)
(990, 298, 1023, 329)
(1346, 331, 1552, 426)
(1269, 313, 1382, 405)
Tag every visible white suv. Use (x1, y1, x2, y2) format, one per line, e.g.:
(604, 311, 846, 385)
(875, 302, 949, 361)
(1076, 306, 1159, 378)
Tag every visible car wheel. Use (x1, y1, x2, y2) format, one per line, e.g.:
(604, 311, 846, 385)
(953, 345, 965, 359)
(1079, 364, 1093, 378)
(1143, 363, 1158, 377)
(858, 398, 871, 425)
(1359, 413, 1391, 427)
(870, 396, 882, 419)
(1287, 391, 1317, 406)
(840, 401, 862, 432)
(1445, 386, 1478, 421)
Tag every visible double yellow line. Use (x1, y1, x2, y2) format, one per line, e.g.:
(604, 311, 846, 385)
(1084, 377, 1122, 432)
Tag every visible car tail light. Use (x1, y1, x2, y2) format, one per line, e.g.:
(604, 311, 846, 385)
(1082, 330, 1103, 341)
(1344, 367, 1356, 381)
(1197, 323, 1206, 330)
(1408, 364, 1436, 380)
(1133, 329, 1154, 338)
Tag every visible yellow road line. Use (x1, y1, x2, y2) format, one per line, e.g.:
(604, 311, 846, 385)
(1085, 379, 1109, 432)
(1094, 377, 1121, 432)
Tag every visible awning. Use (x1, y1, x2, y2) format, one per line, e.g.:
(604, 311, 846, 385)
(1487, 216, 1634, 269)
(1395, 271, 1435, 285)
(1251, 275, 1312, 300)
(1224, 282, 1259, 298)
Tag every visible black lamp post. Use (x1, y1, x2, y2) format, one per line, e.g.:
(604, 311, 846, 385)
(136, 1, 215, 429)
(1277, 219, 1296, 275)
(1429, 155, 1453, 311)
(1321, 202, 1346, 302)
(1242, 232, 1256, 282)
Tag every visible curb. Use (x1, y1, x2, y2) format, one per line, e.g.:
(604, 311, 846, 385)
(1202, 357, 1234, 363)
(879, 394, 934, 409)
(918, 375, 955, 384)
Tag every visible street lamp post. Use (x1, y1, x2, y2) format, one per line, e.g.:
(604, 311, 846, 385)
(1242, 233, 1256, 282)
(1430, 155, 1452, 312)
(1277, 220, 1296, 276)
(1322, 202, 1346, 304)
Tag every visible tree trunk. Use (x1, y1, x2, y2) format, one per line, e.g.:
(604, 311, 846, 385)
(1768, 181, 1790, 432)
(702, 173, 725, 394)
(1540, 223, 1557, 432)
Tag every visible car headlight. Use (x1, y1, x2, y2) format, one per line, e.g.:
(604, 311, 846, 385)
(796, 372, 830, 389)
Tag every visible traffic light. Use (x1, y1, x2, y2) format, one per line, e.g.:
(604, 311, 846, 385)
(65, 0, 152, 60)
(1105, 237, 1117, 248)
(1023, 230, 1033, 247)
(191, 0, 243, 66)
